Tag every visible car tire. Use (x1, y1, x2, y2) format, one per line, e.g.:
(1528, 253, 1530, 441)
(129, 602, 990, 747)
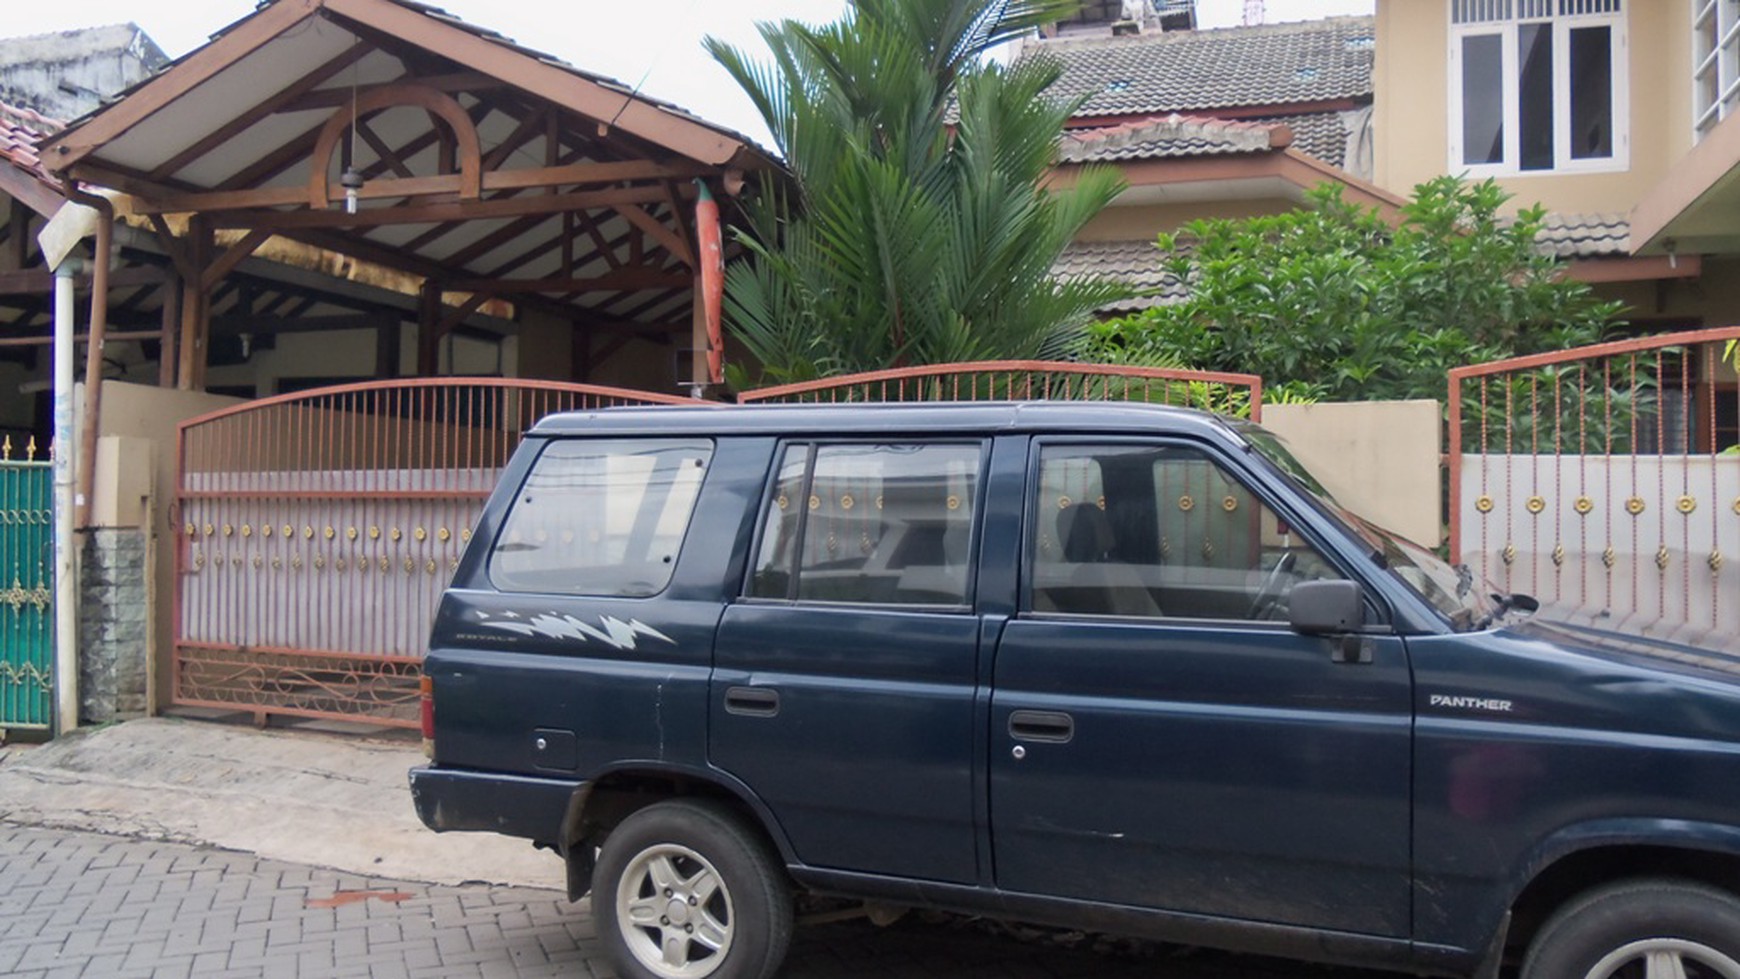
(592, 799, 793, 979)
(1521, 878, 1740, 979)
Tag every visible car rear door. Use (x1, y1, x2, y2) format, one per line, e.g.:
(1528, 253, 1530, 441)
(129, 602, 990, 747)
(710, 439, 987, 883)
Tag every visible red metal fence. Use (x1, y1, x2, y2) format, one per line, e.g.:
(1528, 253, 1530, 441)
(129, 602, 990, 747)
(737, 360, 1265, 420)
(1449, 328, 1740, 652)
(173, 378, 702, 728)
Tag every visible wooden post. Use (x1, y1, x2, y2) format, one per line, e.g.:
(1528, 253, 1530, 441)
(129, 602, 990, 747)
(376, 317, 401, 378)
(4, 200, 29, 272)
(158, 274, 180, 388)
(417, 279, 441, 376)
(176, 219, 213, 391)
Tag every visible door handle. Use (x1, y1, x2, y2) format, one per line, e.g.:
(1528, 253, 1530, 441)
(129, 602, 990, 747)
(724, 686, 780, 717)
(1008, 709, 1073, 744)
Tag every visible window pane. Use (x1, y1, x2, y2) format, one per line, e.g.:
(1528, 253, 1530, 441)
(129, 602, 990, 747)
(1462, 34, 1505, 165)
(789, 443, 980, 606)
(1031, 445, 1341, 621)
(749, 445, 810, 599)
(1569, 26, 1612, 159)
(1518, 23, 1555, 170)
(490, 439, 712, 596)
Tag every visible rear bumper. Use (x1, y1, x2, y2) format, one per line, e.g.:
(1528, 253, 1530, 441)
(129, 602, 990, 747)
(408, 766, 580, 843)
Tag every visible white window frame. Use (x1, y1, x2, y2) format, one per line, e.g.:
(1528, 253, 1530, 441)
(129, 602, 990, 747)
(1447, 1, 1630, 176)
(1693, 0, 1740, 140)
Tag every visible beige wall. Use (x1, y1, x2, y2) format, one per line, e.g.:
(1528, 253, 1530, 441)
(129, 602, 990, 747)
(1077, 197, 1301, 241)
(90, 381, 245, 713)
(1262, 399, 1444, 547)
(1375, 1, 1691, 215)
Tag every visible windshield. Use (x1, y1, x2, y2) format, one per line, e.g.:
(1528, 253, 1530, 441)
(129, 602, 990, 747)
(1236, 423, 1495, 631)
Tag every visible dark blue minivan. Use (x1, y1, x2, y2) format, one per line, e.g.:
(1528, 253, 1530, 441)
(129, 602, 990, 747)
(410, 402, 1740, 979)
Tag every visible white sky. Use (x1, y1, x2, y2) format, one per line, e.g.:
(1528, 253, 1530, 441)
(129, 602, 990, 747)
(3, 0, 1372, 142)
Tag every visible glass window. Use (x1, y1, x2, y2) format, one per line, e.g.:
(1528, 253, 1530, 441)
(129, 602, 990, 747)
(1693, 0, 1740, 138)
(489, 439, 711, 597)
(1462, 34, 1505, 165)
(748, 443, 982, 607)
(1030, 444, 1342, 621)
(1450, 3, 1624, 172)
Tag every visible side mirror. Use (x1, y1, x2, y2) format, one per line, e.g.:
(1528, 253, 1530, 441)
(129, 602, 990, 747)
(1289, 579, 1365, 635)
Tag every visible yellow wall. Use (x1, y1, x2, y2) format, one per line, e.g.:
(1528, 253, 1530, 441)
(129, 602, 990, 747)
(1375, 1, 1691, 214)
(1077, 197, 1301, 240)
(1263, 399, 1444, 546)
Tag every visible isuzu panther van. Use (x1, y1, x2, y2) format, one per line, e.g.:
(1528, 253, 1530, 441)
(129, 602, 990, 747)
(411, 402, 1740, 979)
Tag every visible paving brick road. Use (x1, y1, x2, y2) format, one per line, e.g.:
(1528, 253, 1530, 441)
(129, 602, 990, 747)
(0, 823, 1410, 979)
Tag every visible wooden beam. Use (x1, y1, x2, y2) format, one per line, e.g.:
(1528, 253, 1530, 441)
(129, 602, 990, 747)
(356, 121, 417, 179)
(613, 203, 694, 267)
(307, 83, 482, 208)
(210, 311, 399, 335)
(437, 291, 490, 337)
(0, 265, 168, 295)
(209, 182, 677, 230)
(147, 44, 372, 182)
(377, 317, 400, 378)
(279, 71, 503, 112)
(200, 229, 272, 291)
(0, 166, 63, 219)
(158, 277, 179, 387)
(40, 0, 321, 170)
(481, 107, 548, 171)
(321, 0, 749, 166)
(136, 159, 713, 214)
(177, 219, 213, 391)
(417, 279, 440, 375)
(446, 271, 692, 293)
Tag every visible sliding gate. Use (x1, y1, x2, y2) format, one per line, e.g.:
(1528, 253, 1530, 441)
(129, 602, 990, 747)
(0, 445, 52, 732)
(173, 379, 701, 727)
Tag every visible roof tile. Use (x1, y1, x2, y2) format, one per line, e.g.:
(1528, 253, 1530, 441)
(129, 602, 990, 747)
(1024, 16, 1374, 117)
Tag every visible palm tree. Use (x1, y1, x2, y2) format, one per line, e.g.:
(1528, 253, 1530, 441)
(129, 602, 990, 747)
(706, 0, 1128, 386)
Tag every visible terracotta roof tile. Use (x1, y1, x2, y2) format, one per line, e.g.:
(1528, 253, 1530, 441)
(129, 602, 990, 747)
(0, 98, 61, 188)
(1534, 212, 1629, 258)
(1023, 16, 1374, 117)
(1053, 239, 1185, 312)
(1059, 113, 1282, 163)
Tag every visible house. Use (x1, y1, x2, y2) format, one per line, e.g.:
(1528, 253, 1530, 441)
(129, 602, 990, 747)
(1020, 10, 1400, 311)
(1373, 0, 1715, 327)
(0, 24, 168, 121)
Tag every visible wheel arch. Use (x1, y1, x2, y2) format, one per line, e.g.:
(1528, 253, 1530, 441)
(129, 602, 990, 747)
(1501, 821, 1740, 957)
(560, 763, 797, 887)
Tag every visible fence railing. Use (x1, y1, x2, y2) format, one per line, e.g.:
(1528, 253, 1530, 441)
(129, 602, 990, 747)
(737, 360, 1265, 420)
(1448, 327, 1740, 652)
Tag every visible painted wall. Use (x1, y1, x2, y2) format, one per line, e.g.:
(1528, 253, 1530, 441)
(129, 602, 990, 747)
(1374, 1, 1691, 214)
(1263, 399, 1444, 547)
(90, 381, 245, 713)
(1077, 197, 1301, 241)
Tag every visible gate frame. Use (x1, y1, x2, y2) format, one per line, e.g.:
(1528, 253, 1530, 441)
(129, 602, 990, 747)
(737, 360, 1265, 420)
(170, 376, 705, 727)
(1447, 325, 1740, 564)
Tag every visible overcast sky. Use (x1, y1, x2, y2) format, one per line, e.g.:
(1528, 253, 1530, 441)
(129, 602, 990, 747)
(5, 0, 1372, 142)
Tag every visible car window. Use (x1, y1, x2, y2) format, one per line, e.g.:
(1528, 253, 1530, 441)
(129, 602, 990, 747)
(489, 438, 712, 597)
(1031, 443, 1341, 621)
(749, 442, 981, 607)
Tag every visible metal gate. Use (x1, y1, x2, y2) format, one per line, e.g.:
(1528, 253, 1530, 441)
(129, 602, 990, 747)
(0, 442, 52, 732)
(172, 379, 702, 727)
(737, 360, 1265, 418)
(1449, 327, 1740, 654)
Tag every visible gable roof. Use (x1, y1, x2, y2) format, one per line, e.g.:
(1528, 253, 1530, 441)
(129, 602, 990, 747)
(1025, 16, 1375, 118)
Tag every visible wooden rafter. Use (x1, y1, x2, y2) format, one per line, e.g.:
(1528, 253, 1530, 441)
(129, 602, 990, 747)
(147, 44, 373, 182)
(207, 181, 685, 230)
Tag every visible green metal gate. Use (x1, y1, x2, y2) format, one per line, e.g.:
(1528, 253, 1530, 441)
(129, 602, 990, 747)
(0, 443, 53, 731)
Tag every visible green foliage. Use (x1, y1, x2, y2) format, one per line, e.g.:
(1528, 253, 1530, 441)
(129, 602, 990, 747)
(1081, 176, 1626, 404)
(708, 0, 1130, 388)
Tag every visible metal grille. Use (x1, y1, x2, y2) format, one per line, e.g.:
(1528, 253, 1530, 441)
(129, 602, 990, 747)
(736, 360, 1265, 421)
(173, 379, 704, 727)
(1454, 0, 1514, 23)
(1449, 328, 1740, 655)
(1454, 0, 1619, 20)
(0, 447, 52, 731)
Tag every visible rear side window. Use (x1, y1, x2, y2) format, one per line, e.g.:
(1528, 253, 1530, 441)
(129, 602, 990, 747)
(490, 439, 712, 597)
(750, 442, 982, 607)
